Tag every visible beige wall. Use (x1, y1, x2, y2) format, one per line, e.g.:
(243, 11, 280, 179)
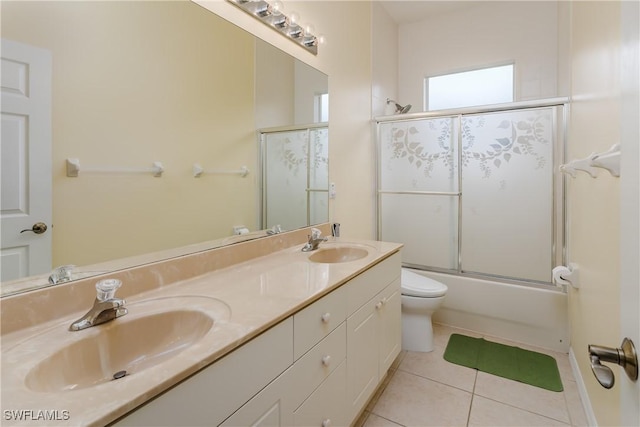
(568, 1, 622, 425)
(371, 1, 399, 117)
(2, 1, 257, 266)
(397, 1, 561, 112)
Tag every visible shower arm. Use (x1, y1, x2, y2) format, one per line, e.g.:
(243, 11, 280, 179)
(386, 98, 412, 114)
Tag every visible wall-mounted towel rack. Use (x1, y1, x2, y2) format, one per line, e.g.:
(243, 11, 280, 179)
(192, 164, 249, 178)
(66, 158, 164, 177)
(559, 144, 620, 178)
(590, 144, 620, 177)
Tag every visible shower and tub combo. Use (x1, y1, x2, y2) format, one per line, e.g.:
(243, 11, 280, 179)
(376, 99, 570, 352)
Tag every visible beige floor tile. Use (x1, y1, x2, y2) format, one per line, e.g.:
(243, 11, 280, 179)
(474, 372, 570, 424)
(371, 370, 472, 426)
(363, 413, 405, 427)
(562, 380, 588, 426)
(433, 323, 483, 350)
(551, 352, 577, 386)
(469, 395, 570, 426)
(398, 347, 477, 392)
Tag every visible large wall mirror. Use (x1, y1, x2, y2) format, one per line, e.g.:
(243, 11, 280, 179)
(0, 0, 328, 296)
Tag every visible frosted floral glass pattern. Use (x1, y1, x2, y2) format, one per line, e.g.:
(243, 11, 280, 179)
(378, 106, 557, 284)
(379, 117, 458, 192)
(461, 108, 554, 282)
(309, 128, 329, 189)
(263, 128, 329, 231)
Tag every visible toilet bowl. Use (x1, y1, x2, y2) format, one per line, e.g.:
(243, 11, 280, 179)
(401, 268, 448, 352)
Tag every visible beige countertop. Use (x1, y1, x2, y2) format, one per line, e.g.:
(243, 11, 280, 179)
(1, 233, 402, 427)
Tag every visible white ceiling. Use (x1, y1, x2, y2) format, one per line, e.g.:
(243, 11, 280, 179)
(378, 1, 479, 24)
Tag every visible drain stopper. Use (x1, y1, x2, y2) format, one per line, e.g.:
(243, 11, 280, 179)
(113, 370, 127, 380)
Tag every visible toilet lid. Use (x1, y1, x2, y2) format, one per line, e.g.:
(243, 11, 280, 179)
(401, 269, 448, 297)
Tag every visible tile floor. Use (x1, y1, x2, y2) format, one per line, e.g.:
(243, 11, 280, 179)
(355, 324, 588, 427)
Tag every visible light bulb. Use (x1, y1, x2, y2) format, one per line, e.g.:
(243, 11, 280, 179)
(303, 23, 315, 36)
(270, 0, 284, 16)
(288, 11, 300, 26)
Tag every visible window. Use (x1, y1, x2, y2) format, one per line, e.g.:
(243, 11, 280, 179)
(425, 64, 514, 111)
(314, 93, 329, 123)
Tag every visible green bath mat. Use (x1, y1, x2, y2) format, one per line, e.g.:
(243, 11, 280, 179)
(443, 334, 563, 392)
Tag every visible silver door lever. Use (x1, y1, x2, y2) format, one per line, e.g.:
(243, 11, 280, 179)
(588, 338, 638, 389)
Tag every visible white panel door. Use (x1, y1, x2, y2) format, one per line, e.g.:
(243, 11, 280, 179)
(619, 1, 639, 424)
(1, 39, 52, 282)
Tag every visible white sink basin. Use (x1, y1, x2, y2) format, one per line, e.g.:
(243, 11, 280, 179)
(6, 296, 230, 392)
(308, 246, 369, 263)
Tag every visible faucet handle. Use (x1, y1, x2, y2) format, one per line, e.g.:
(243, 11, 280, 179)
(95, 279, 122, 301)
(311, 228, 322, 239)
(48, 264, 76, 284)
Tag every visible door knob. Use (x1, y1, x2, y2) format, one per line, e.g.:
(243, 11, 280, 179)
(588, 338, 638, 389)
(20, 222, 48, 234)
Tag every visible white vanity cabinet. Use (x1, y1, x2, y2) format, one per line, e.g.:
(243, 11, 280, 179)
(346, 253, 402, 421)
(113, 318, 294, 427)
(113, 252, 401, 427)
(222, 287, 348, 427)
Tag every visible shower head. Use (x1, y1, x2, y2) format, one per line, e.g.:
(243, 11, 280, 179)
(387, 98, 412, 114)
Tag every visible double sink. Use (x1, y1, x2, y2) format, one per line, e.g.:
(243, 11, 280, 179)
(4, 242, 371, 397)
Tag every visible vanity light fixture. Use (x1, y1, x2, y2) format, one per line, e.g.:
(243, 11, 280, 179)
(228, 0, 320, 55)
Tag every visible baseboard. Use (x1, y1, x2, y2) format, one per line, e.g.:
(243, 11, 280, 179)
(569, 347, 598, 426)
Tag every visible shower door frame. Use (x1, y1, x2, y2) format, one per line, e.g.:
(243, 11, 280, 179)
(259, 122, 329, 230)
(375, 97, 569, 289)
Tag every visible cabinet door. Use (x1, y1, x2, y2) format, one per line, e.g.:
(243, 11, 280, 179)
(346, 297, 379, 421)
(293, 361, 348, 427)
(377, 278, 401, 375)
(220, 369, 295, 427)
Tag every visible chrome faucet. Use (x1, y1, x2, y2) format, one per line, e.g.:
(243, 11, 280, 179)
(266, 224, 283, 235)
(301, 228, 328, 252)
(69, 279, 128, 331)
(48, 264, 76, 285)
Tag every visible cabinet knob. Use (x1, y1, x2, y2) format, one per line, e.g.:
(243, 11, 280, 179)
(375, 301, 383, 310)
(321, 312, 331, 323)
(321, 355, 331, 366)
(321, 418, 331, 427)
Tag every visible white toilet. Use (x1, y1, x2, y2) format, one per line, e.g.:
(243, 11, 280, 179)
(401, 268, 448, 352)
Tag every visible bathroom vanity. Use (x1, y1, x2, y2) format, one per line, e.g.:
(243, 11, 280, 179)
(0, 226, 402, 427)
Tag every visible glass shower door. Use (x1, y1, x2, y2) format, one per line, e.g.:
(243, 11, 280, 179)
(262, 127, 329, 231)
(377, 103, 563, 285)
(379, 117, 460, 271)
(460, 107, 556, 282)
(308, 127, 329, 225)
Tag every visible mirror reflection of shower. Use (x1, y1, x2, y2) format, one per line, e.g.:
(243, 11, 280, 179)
(387, 98, 412, 114)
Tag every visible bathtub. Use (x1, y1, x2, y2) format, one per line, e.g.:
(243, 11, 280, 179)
(406, 269, 570, 353)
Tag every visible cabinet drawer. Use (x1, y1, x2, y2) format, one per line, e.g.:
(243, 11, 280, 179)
(294, 361, 348, 427)
(289, 322, 346, 410)
(294, 285, 346, 359)
(346, 252, 401, 316)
